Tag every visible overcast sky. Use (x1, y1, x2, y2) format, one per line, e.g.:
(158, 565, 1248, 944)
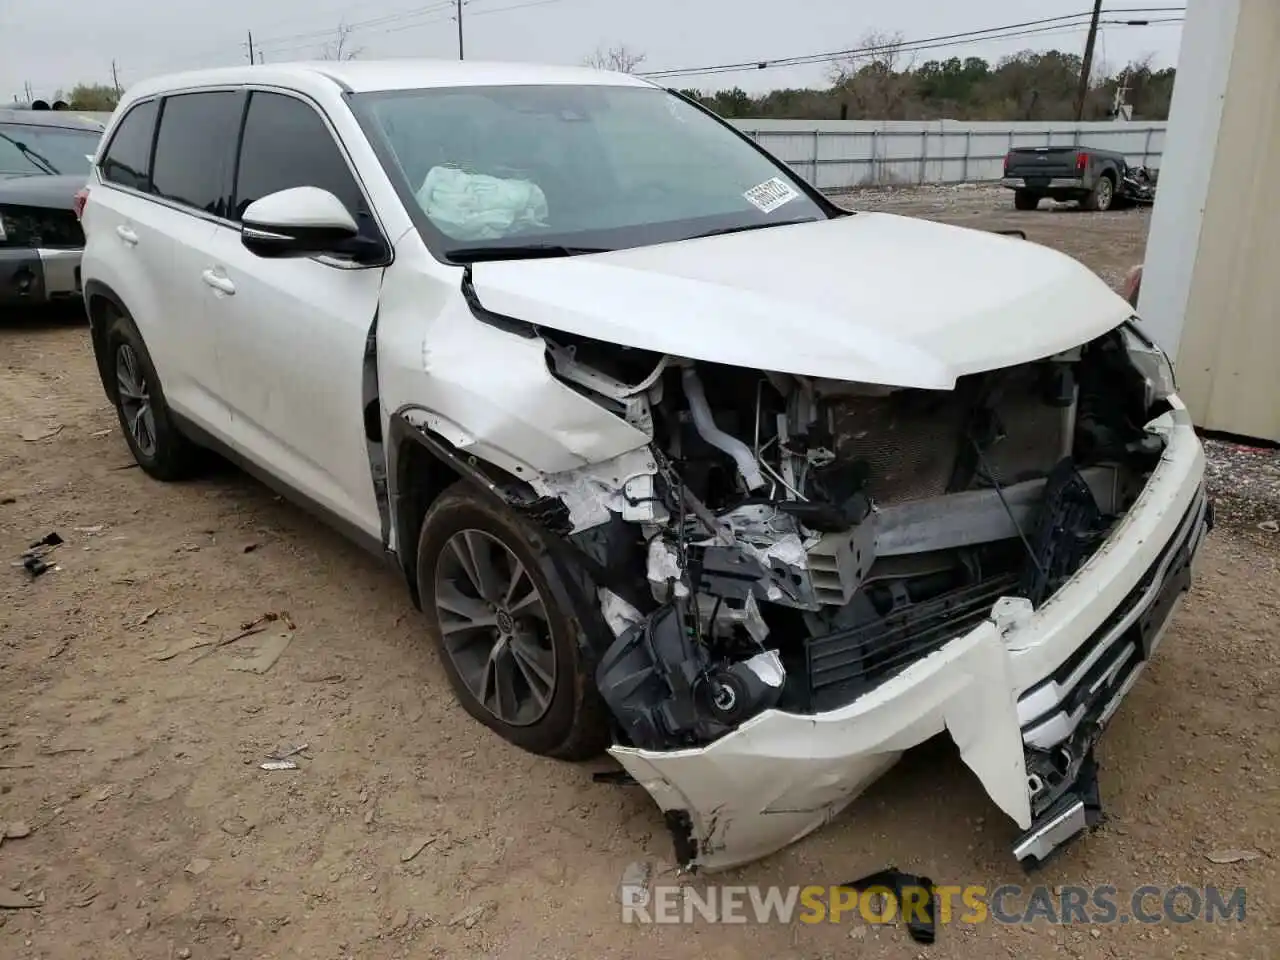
(2, 0, 1184, 102)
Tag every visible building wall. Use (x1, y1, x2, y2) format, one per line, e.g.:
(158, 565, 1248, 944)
(1144, 0, 1280, 441)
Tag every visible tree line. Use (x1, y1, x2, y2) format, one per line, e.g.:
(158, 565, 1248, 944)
(50, 38, 1176, 122)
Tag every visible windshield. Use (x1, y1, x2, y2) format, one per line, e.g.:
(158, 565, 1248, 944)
(355, 84, 828, 260)
(0, 122, 99, 177)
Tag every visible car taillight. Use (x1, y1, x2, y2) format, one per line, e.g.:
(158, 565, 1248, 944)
(73, 187, 89, 220)
(1003, 151, 1012, 174)
(1075, 152, 1088, 172)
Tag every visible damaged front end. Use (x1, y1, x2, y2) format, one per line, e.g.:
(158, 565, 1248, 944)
(510, 319, 1202, 871)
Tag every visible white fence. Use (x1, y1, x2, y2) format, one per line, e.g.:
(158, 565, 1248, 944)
(729, 119, 1168, 191)
(72, 110, 1166, 192)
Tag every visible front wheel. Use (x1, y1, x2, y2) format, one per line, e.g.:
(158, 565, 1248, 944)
(416, 482, 609, 760)
(105, 309, 202, 480)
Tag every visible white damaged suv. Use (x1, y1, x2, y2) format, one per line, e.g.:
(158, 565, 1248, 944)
(79, 61, 1211, 872)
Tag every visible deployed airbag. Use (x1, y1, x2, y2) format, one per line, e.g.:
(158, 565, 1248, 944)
(416, 165, 549, 240)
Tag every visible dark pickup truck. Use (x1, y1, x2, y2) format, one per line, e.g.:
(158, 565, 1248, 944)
(1001, 145, 1157, 212)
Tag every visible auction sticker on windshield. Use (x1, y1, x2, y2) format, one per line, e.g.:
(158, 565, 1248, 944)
(744, 176, 800, 214)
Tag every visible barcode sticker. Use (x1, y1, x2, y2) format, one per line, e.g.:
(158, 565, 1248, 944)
(743, 176, 800, 214)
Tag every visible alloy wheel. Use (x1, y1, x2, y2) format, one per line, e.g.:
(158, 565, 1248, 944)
(433, 529, 557, 726)
(115, 343, 157, 458)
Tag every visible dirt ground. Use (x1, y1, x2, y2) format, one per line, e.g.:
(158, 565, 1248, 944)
(1, 187, 1276, 960)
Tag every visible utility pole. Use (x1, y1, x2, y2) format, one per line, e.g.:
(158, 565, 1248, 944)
(246, 30, 256, 64)
(455, 0, 465, 60)
(1074, 0, 1104, 121)
(111, 60, 122, 95)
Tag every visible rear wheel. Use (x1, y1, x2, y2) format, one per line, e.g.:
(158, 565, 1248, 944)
(1081, 175, 1115, 212)
(1014, 190, 1041, 211)
(105, 309, 202, 480)
(416, 482, 609, 760)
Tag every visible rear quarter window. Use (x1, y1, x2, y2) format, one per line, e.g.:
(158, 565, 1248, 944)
(100, 99, 159, 191)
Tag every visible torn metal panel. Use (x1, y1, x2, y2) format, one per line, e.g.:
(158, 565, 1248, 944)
(647, 538, 689, 601)
(528, 447, 664, 533)
(599, 588, 645, 638)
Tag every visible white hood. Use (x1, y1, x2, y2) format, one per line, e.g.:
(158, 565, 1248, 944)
(469, 212, 1134, 390)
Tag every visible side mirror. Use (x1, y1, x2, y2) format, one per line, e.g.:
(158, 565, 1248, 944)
(240, 186, 360, 259)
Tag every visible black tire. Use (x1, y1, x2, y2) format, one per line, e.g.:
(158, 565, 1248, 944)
(416, 481, 609, 760)
(1081, 175, 1115, 212)
(1014, 190, 1041, 211)
(105, 307, 202, 481)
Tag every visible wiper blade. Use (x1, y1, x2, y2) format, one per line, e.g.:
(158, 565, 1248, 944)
(446, 243, 611, 264)
(689, 216, 820, 240)
(0, 131, 59, 175)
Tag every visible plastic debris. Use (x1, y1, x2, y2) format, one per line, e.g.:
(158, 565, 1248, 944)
(19, 532, 64, 579)
(20, 423, 63, 442)
(260, 743, 308, 771)
(227, 632, 292, 675)
(838, 867, 937, 945)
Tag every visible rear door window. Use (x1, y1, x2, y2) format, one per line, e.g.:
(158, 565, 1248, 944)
(150, 91, 242, 218)
(100, 99, 159, 191)
(233, 91, 372, 236)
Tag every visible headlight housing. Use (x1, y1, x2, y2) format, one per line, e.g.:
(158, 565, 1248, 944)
(1122, 320, 1176, 405)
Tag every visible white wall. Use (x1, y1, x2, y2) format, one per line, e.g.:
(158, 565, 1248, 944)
(1138, 0, 1242, 361)
(1151, 0, 1280, 442)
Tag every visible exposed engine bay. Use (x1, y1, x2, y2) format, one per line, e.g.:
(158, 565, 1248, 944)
(519, 323, 1173, 753)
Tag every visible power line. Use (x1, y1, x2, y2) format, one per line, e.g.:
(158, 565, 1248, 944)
(253, 3, 456, 54)
(469, 0, 569, 18)
(254, 0, 569, 61)
(638, 7, 1185, 81)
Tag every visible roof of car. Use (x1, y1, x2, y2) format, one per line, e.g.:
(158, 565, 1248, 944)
(0, 109, 105, 130)
(124, 59, 655, 99)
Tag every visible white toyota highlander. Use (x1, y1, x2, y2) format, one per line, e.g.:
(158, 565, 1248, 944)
(78, 60, 1211, 872)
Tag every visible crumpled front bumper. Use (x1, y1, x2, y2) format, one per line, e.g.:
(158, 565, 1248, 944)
(610, 404, 1208, 871)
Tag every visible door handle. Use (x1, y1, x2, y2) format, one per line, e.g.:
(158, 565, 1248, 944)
(116, 225, 138, 246)
(201, 269, 236, 296)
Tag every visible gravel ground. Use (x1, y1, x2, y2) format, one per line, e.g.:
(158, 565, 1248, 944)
(1, 186, 1275, 960)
